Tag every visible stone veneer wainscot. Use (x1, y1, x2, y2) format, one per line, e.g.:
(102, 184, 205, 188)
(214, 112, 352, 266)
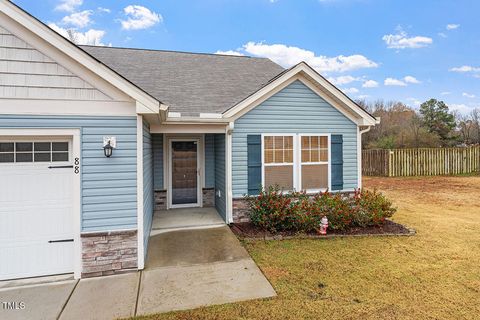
(81, 230, 138, 278)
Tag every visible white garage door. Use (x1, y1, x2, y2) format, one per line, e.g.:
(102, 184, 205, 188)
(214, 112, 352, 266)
(0, 138, 75, 280)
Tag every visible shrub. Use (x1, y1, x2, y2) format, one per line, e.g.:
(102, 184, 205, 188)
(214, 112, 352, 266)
(352, 189, 396, 227)
(245, 186, 396, 233)
(247, 186, 296, 233)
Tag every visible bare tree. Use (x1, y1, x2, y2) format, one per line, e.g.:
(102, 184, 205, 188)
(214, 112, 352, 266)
(456, 113, 474, 145)
(66, 29, 78, 44)
(471, 108, 480, 144)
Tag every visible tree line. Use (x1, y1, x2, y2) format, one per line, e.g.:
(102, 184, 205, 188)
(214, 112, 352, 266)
(357, 99, 480, 149)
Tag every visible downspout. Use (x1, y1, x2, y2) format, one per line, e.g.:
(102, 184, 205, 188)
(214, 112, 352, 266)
(358, 125, 372, 189)
(225, 122, 234, 223)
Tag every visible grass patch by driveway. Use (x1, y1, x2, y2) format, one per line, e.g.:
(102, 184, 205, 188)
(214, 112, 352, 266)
(135, 176, 480, 320)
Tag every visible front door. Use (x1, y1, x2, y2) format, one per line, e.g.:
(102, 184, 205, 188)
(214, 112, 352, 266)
(171, 140, 199, 207)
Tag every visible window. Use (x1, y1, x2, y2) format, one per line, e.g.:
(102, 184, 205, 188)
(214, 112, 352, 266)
(262, 134, 329, 192)
(0, 141, 69, 164)
(300, 136, 329, 191)
(263, 135, 294, 190)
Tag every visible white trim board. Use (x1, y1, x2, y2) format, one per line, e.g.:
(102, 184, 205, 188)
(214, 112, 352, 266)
(225, 124, 233, 223)
(0, 99, 137, 116)
(150, 123, 228, 134)
(136, 116, 144, 270)
(0, 128, 82, 279)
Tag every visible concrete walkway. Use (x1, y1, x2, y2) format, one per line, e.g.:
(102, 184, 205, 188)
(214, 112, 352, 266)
(0, 226, 276, 320)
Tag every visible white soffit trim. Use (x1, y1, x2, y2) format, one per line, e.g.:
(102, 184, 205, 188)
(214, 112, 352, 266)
(223, 62, 377, 126)
(168, 112, 182, 118)
(0, 1, 160, 114)
(200, 113, 222, 119)
(150, 123, 227, 134)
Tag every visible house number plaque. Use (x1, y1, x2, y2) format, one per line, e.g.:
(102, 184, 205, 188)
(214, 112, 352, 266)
(74, 157, 80, 174)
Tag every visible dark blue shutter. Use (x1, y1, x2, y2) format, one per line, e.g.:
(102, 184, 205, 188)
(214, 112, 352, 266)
(247, 135, 262, 195)
(331, 135, 343, 191)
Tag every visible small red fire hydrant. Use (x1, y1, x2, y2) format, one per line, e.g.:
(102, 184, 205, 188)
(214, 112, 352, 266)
(319, 216, 328, 235)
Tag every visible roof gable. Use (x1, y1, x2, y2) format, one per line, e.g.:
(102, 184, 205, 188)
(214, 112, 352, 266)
(0, 1, 161, 116)
(0, 25, 112, 101)
(223, 62, 378, 126)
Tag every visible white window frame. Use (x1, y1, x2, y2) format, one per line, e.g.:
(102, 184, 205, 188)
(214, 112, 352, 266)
(261, 133, 297, 192)
(298, 134, 331, 193)
(0, 137, 72, 166)
(261, 133, 331, 193)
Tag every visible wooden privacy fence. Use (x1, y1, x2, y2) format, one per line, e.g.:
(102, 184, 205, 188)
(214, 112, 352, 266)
(362, 147, 480, 177)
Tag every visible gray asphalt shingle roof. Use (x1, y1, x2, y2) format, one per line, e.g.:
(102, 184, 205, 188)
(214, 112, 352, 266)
(80, 46, 284, 116)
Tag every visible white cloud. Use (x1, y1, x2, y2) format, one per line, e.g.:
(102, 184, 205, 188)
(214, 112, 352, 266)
(241, 42, 377, 73)
(446, 24, 460, 30)
(97, 7, 111, 13)
(462, 92, 476, 98)
(383, 76, 420, 86)
(384, 77, 407, 86)
(407, 97, 421, 107)
(55, 0, 83, 12)
(450, 103, 472, 114)
(327, 75, 358, 85)
(450, 65, 480, 77)
(438, 32, 447, 38)
(121, 5, 162, 30)
(357, 94, 370, 99)
(404, 75, 421, 84)
(362, 80, 379, 88)
(441, 91, 451, 95)
(48, 23, 106, 46)
(341, 87, 359, 94)
(61, 10, 93, 28)
(450, 65, 479, 72)
(382, 29, 433, 49)
(215, 50, 245, 56)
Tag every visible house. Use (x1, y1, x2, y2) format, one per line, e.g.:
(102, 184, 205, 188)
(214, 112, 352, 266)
(0, 0, 378, 281)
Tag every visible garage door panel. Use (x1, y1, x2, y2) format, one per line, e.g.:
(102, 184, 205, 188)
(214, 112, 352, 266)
(0, 206, 73, 242)
(0, 138, 75, 280)
(0, 168, 73, 203)
(0, 242, 74, 280)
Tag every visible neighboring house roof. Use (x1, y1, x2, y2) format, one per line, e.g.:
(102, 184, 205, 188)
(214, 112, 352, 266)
(81, 46, 285, 117)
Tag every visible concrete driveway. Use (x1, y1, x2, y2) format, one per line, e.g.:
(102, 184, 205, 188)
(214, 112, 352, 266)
(0, 226, 276, 320)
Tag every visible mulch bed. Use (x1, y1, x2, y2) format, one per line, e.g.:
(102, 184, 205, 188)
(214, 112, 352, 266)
(230, 219, 415, 241)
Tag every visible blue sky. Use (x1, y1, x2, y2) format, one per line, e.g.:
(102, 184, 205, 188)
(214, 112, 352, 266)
(13, 0, 480, 114)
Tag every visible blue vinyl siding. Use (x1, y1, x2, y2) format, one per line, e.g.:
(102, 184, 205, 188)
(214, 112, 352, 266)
(205, 134, 215, 188)
(152, 134, 163, 190)
(0, 115, 138, 232)
(143, 119, 154, 256)
(232, 80, 358, 197)
(214, 134, 226, 220)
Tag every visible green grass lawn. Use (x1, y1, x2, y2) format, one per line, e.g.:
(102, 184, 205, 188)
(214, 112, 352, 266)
(137, 176, 480, 320)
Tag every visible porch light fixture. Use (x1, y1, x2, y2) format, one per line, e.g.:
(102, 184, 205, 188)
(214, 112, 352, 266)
(103, 137, 116, 158)
(103, 140, 113, 158)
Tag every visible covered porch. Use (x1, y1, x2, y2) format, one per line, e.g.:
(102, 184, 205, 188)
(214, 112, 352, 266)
(150, 130, 230, 223)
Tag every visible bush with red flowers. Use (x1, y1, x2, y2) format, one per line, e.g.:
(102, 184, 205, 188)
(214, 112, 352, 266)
(245, 186, 396, 233)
